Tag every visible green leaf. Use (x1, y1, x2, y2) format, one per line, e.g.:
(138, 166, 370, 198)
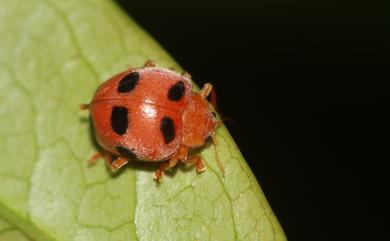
(0, 217, 33, 241)
(0, 0, 286, 240)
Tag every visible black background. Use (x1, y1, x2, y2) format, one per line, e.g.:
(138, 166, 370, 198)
(117, 0, 388, 240)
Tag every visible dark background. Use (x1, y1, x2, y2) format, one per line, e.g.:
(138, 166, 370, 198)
(117, 0, 388, 240)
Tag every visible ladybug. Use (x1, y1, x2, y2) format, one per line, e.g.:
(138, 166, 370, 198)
(81, 60, 223, 182)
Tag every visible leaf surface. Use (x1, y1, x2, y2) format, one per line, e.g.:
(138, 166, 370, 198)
(0, 217, 33, 241)
(0, 0, 286, 240)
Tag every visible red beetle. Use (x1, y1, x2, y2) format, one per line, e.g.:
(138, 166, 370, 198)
(81, 60, 223, 182)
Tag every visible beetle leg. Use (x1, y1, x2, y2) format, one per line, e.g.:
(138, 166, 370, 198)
(153, 145, 188, 182)
(110, 157, 129, 170)
(153, 157, 179, 183)
(143, 60, 156, 67)
(88, 151, 112, 164)
(182, 155, 206, 173)
(88, 151, 115, 166)
(200, 83, 213, 99)
(88, 152, 103, 164)
(88, 151, 128, 170)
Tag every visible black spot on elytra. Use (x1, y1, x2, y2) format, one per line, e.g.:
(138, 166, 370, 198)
(168, 81, 185, 101)
(118, 72, 139, 93)
(111, 106, 128, 135)
(160, 116, 175, 144)
(116, 146, 137, 159)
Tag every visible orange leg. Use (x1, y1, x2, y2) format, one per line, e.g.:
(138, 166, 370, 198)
(88, 150, 112, 165)
(200, 83, 213, 99)
(182, 155, 206, 173)
(153, 145, 188, 183)
(153, 158, 179, 183)
(143, 60, 156, 67)
(88, 152, 104, 164)
(88, 151, 128, 170)
(110, 157, 129, 170)
(88, 151, 113, 165)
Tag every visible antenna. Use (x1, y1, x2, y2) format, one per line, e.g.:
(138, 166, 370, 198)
(211, 133, 225, 177)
